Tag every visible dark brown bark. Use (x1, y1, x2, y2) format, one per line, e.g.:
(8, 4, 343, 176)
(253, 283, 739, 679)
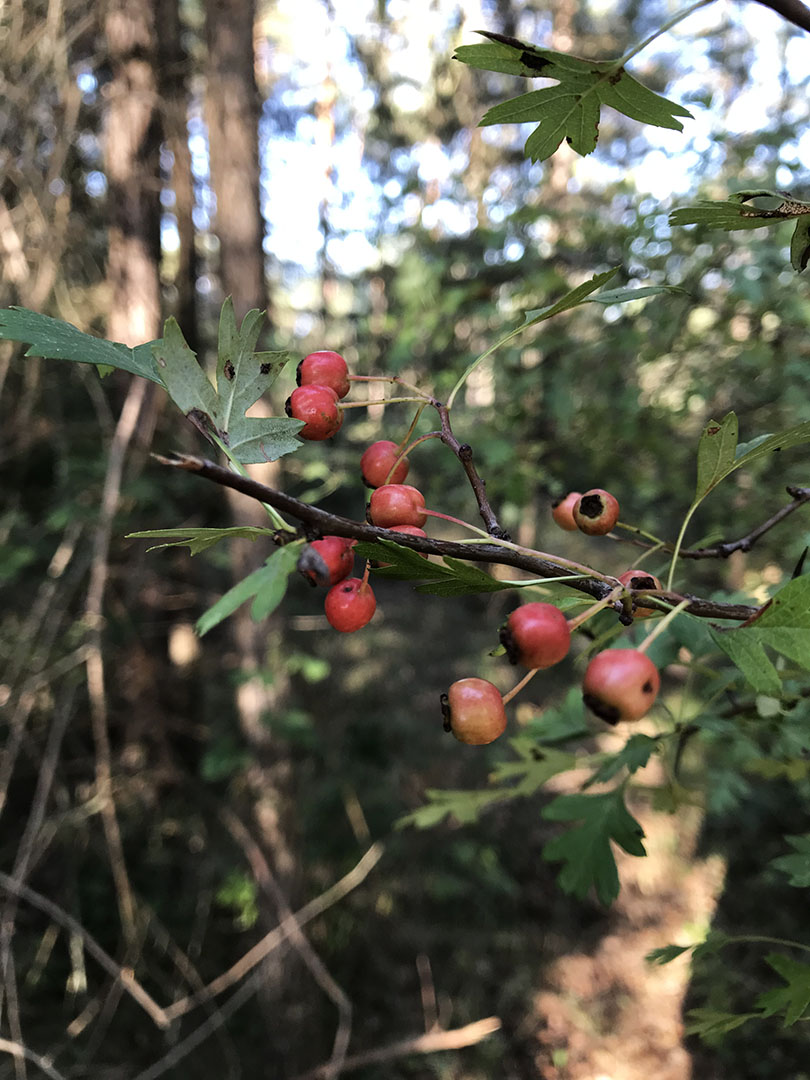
(104, 0, 162, 347)
(156, 0, 199, 350)
(204, 0, 265, 320)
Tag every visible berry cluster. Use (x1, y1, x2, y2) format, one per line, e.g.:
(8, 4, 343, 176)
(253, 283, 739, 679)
(445, 598, 661, 746)
(289, 351, 429, 634)
(286, 350, 665, 744)
(285, 350, 350, 440)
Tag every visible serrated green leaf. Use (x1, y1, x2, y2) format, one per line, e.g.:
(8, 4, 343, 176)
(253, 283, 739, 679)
(153, 312, 302, 465)
(695, 413, 739, 501)
(127, 525, 274, 555)
(396, 788, 508, 829)
(585, 733, 658, 787)
(458, 34, 690, 162)
(214, 298, 293, 445)
(357, 539, 513, 597)
(0, 307, 164, 383)
(757, 953, 810, 1026)
(711, 577, 810, 692)
(519, 268, 619, 328)
(584, 285, 686, 305)
(645, 944, 692, 966)
(489, 741, 576, 796)
(542, 788, 646, 905)
(525, 687, 593, 743)
(684, 1008, 758, 1040)
(670, 190, 810, 272)
(196, 541, 304, 636)
(771, 835, 810, 888)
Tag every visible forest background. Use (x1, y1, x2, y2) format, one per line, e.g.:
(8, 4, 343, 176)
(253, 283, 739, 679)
(2, 0, 810, 1077)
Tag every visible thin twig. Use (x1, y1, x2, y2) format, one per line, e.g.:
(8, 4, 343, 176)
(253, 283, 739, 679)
(85, 379, 148, 946)
(0, 1038, 67, 1080)
(162, 842, 383, 1022)
(436, 402, 507, 537)
(290, 1016, 502, 1080)
(221, 811, 353, 1080)
(0, 873, 169, 1030)
(153, 454, 760, 622)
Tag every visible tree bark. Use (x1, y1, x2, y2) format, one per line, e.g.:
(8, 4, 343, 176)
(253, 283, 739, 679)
(104, 0, 162, 347)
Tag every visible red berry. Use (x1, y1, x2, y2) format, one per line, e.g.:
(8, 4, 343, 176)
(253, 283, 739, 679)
(582, 648, 660, 724)
(442, 677, 507, 745)
(296, 350, 350, 399)
(360, 440, 410, 488)
(367, 484, 427, 528)
(500, 602, 571, 669)
(300, 536, 355, 587)
(618, 570, 662, 619)
(551, 491, 582, 531)
(285, 384, 343, 440)
(324, 577, 376, 632)
(573, 489, 620, 536)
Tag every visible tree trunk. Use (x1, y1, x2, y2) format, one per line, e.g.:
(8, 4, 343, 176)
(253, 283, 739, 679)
(104, 0, 162, 346)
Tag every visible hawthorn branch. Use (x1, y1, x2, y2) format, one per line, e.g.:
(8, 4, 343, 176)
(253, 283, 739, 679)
(435, 403, 507, 537)
(154, 453, 759, 622)
(752, 0, 810, 34)
(684, 485, 810, 559)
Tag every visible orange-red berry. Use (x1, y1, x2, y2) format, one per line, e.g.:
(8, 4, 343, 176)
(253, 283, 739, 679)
(285, 384, 343, 440)
(551, 491, 582, 531)
(300, 536, 355, 587)
(618, 570, 662, 619)
(573, 489, 620, 536)
(582, 648, 660, 724)
(296, 350, 350, 399)
(367, 484, 427, 528)
(360, 440, 410, 487)
(324, 577, 376, 632)
(442, 677, 507, 745)
(500, 602, 571, 669)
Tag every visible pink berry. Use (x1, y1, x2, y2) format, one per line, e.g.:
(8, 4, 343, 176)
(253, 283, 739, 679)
(500, 602, 571, 669)
(551, 491, 582, 531)
(300, 536, 355, 587)
(360, 440, 410, 488)
(618, 570, 662, 619)
(285, 384, 343, 440)
(573, 489, 620, 536)
(442, 677, 507, 745)
(582, 648, 660, 724)
(324, 577, 376, 632)
(296, 351, 350, 399)
(367, 484, 427, 528)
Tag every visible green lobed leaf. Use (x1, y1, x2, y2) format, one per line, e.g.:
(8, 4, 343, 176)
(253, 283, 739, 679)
(584, 285, 686, 305)
(0, 307, 164, 383)
(396, 788, 510, 829)
(126, 526, 274, 555)
(646, 944, 692, 966)
(153, 312, 302, 465)
(684, 1008, 759, 1040)
(692, 413, 810, 508)
(457, 34, 690, 162)
(196, 541, 304, 636)
(771, 835, 810, 888)
(356, 539, 513, 597)
(711, 577, 810, 692)
(584, 733, 658, 788)
(757, 953, 810, 1026)
(541, 788, 646, 905)
(695, 412, 739, 501)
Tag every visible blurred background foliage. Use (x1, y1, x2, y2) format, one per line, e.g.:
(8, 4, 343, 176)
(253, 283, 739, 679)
(2, 0, 810, 1076)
